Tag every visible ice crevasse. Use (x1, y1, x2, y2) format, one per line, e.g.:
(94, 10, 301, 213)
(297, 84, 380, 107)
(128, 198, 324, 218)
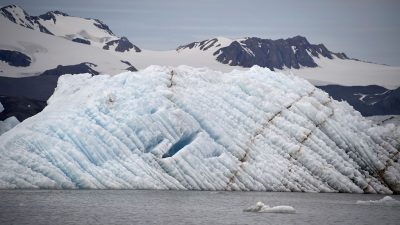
(0, 65, 399, 193)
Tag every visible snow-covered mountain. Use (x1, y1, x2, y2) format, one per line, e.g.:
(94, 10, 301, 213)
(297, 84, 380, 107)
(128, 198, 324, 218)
(0, 4, 53, 34)
(1, 4, 399, 88)
(0, 4, 140, 52)
(0, 7, 137, 77)
(177, 36, 348, 69)
(173, 36, 400, 89)
(0, 66, 399, 192)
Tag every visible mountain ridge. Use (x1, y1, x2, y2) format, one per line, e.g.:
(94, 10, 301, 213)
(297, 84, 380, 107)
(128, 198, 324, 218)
(178, 36, 349, 70)
(0, 4, 140, 53)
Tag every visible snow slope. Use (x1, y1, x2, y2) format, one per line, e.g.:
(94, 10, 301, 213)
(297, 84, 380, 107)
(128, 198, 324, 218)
(126, 49, 245, 72)
(36, 11, 116, 48)
(285, 57, 400, 89)
(0, 16, 133, 77)
(0, 66, 399, 192)
(120, 37, 244, 72)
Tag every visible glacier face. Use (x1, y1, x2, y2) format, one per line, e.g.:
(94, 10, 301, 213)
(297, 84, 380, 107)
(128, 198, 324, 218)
(0, 66, 399, 193)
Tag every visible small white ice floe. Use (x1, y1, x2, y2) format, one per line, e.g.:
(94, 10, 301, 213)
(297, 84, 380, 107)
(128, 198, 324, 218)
(356, 196, 400, 206)
(243, 201, 296, 214)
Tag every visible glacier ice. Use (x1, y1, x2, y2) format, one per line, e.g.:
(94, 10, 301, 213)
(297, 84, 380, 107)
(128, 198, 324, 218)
(0, 65, 399, 192)
(243, 202, 296, 213)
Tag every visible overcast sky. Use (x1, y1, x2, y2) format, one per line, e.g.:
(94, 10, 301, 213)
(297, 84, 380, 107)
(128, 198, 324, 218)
(1, 0, 400, 65)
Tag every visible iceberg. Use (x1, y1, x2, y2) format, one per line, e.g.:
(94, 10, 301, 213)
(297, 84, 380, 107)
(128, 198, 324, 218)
(0, 116, 19, 135)
(0, 65, 399, 192)
(0, 102, 20, 135)
(243, 201, 296, 213)
(356, 196, 400, 206)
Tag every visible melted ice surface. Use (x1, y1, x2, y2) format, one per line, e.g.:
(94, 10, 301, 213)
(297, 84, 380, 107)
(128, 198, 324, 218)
(0, 66, 399, 192)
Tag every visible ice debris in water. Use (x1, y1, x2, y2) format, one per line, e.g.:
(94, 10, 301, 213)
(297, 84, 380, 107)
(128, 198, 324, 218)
(0, 101, 20, 135)
(243, 201, 296, 213)
(0, 116, 20, 135)
(356, 196, 400, 206)
(0, 65, 399, 191)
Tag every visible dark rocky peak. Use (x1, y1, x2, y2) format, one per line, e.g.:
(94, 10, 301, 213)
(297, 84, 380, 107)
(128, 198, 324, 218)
(214, 36, 348, 70)
(334, 52, 348, 60)
(37, 12, 56, 23)
(287, 35, 310, 46)
(120, 60, 138, 72)
(177, 38, 222, 51)
(214, 37, 312, 69)
(0, 6, 18, 23)
(37, 10, 69, 23)
(93, 19, 114, 36)
(199, 38, 219, 51)
(72, 38, 91, 45)
(1, 5, 53, 35)
(0, 4, 26, 14)
(1, 4, 32, 25)
(314, 44, 332, 58)
(103, 37, 141, 52)
(51, 10, 69, 16)
(1, 4, 18, 9)
(1, 4, 19, 13)
(40, 62, 99, 76)
(285, 36, 322, 58)
(33, 22, 53, 34)
(177, 41, 197, 50)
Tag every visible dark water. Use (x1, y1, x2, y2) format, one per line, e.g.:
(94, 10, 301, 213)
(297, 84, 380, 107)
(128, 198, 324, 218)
(0, 190, 399, 225)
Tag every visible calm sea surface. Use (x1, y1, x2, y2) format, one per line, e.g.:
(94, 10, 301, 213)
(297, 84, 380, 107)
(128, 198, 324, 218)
(0, 190, 399, 225)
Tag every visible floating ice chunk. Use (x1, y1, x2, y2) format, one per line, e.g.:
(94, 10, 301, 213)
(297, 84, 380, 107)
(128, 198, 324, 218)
(0, 116, 20, 135)
(243, 201, 296, 214)
(356, 196, 400, 206)
(0, 102, 3, 113)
